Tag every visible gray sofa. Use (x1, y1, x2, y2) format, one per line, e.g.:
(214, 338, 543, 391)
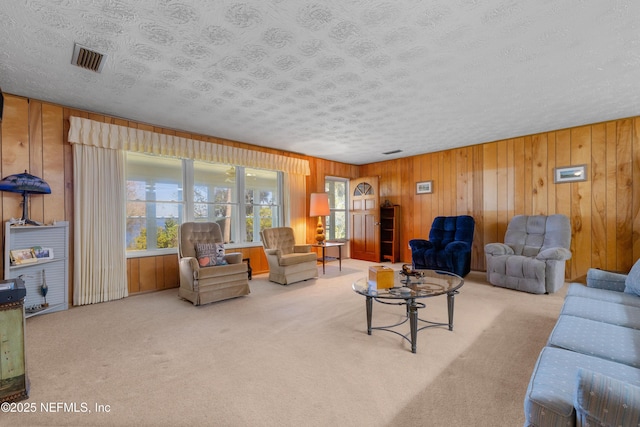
(524, 259, 640, 426)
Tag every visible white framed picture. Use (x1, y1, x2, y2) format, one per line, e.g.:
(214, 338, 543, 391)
(554, 165, 587, 183)
(416, 180, 433, 194)
(33, 247, 54, 259)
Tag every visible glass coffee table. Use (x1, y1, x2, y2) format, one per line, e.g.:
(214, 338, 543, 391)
(352, 269, 464, 353)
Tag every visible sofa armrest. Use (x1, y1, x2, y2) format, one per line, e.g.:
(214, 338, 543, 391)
(586, 268, 627, 292)
(408, 239, 433, 251)
(264, 248, 281, 257)
(484, 243, 513, 256)
(180, 257, 199, 274)
(179, 257, 199, 290)
(293, 244, 311, 253)
(224, 252, 243, 264)
(536, 247, 572, 261)
(575, 369, 640, 427)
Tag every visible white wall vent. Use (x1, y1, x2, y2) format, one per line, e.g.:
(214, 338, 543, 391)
(71, 43, 107, 73)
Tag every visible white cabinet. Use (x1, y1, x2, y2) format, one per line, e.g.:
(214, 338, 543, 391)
(4, 222, 69, 318)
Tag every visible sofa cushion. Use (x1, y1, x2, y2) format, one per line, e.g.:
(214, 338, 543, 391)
(279, 252, 317, 266)
(575, 368, 640, 427)
(524, 347, 640, 427)
(566, 283, 640, 308)
(561, 295, 640, 329)
(548, 315, 640, 368)
(625, 258, 640, 296)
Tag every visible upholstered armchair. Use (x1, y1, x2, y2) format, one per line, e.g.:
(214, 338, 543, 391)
(178, 222, 250, 305)
(484, 214, 572, 294)
(408, 215, 475, 277)
(260, 227, 318, 285)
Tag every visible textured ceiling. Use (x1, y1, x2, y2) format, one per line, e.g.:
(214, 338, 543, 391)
(1, 1, 639, 165)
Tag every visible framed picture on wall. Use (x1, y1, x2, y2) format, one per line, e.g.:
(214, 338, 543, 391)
(416, 180, 433, 194)
(554, 165, 587, 183)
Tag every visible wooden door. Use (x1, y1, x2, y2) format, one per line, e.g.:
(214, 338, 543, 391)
(350, 176, 380, 262)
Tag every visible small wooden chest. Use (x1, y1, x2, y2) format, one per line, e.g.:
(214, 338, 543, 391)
(368, 266, 394, 289)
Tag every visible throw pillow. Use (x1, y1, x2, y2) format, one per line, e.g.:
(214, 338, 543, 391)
(624, 258, 640, 296)
(195, 243, 218, 267)
(215, 243, 227, 265)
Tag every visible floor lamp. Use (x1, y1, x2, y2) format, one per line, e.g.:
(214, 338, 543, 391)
(310, 192, 330, 244)
(0, 170, 51, 225)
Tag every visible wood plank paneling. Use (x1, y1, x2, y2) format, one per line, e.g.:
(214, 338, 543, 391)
(496, 140, 509, 240)
(482, 142, 498, 248)
(2, 96, 29, 222)
(42, 103, 66, 223)
(591, 124, 607, 270)
(513, 137, 525, 215)
(569, 126, 592, 278)
(633, 118, 640, 262)
(3, 92, 640, 294)
(605, 121, 618, 270)
(531, 133, 548, 215)
(28, 101, 44, 223)
(616, 119, 633, 272)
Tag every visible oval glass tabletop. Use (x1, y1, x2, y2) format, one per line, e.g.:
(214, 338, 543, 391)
(352, 269, 463, 299)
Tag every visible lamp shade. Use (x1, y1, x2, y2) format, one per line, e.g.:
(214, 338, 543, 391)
(0, 170, 51, 225)
(0, 170, 51, 194)
(309, 193, 330, 217)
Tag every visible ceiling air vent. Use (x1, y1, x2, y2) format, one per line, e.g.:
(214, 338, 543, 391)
(71, 43, 107, 73)
(382, 149, 402, 155)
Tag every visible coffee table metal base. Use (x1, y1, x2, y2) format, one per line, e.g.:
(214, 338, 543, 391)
(364, 291, 459, 353)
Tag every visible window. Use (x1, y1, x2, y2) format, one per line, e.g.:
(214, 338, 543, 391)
(193, 162, 238, 243)
(244, 168, 282, 242)
(126, 153, 183, 252)
(126, 153, 284, 254)
(325, 177, 348, 240)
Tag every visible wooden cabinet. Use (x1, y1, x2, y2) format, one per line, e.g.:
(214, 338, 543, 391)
(0, 278, 28, 403)
(4, 222, 69, 318)
(380, 206, 400, 263)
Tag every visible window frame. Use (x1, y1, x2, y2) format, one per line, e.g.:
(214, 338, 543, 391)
(324, 176, 349, 242)
(125, 153, 284, 258)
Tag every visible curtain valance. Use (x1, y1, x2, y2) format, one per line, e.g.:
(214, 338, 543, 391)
(68, 116, 310, 176)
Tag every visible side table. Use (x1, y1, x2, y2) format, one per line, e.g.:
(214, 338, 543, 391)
(311, 242, 345, 274)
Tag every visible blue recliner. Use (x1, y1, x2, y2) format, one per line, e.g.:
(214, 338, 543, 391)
(409, 215, 475, 277)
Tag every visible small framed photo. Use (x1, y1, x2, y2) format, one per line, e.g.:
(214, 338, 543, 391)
(10, 248, 37, 265)
(416, 180, 433, 194)
(33, 247, 53, 259)
(554, 165, 587, 183)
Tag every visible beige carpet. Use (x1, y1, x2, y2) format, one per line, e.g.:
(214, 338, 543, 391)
(3, 259, 566, 427)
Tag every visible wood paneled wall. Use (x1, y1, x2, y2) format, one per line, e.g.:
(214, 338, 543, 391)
(1, 94, 305, 299)
(360, 118, 640, 281)
(2, 92, 638, 300)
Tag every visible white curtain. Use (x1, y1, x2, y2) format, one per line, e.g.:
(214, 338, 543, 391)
(284, 173, 307, 244)
(72, 143, 127, 305)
